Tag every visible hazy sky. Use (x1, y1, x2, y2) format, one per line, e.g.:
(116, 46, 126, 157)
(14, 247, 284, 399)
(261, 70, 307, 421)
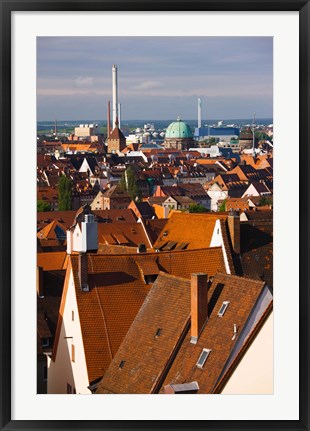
(37, 36, 273, 121)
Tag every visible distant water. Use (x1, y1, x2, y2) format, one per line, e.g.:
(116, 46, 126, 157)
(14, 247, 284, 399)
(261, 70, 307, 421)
(37, 118, 273, 133)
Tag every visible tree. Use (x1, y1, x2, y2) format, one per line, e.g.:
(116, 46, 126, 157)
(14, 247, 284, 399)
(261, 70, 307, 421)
(188, 203, 208, 213)
(37, 200, 51, 212)
(58, 175, 72, 211)
(119, 166, 141, 202)
(258, 196, 273, 207)
(218, 199, 227, 212)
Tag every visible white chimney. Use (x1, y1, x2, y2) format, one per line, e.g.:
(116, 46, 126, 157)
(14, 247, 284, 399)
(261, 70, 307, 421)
(70, 212, 98, 253)
(198, 98, 202, 129)
(81, 214, 98, 252)
(112, 65, 118, 128)
(118, 102, 121, 130)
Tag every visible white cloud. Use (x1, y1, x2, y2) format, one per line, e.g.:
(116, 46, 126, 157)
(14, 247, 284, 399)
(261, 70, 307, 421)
(75, 76, 94, 87)
(131, 81, 162, 91)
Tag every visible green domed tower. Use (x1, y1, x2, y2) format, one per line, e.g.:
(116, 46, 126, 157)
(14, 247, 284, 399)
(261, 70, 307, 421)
(164, 117, 195, 150)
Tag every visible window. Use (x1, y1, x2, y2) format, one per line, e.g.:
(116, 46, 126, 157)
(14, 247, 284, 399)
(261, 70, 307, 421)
(119, 360, 126, 369)
(155, 328, 162, 338)
(196, 348, 211, 369)
(218, 301, 230, 317)
(41, 338, 49, 347)
(72, 310, 74, 321)
(71, 344, 75, 362)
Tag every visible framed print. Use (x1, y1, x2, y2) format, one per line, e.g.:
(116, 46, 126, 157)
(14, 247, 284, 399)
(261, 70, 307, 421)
(1, 0, 309, 430)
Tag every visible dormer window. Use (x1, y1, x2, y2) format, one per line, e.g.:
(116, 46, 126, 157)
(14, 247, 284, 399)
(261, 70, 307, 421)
(218, 301, 230, 317)
(196, 348, 211, 369)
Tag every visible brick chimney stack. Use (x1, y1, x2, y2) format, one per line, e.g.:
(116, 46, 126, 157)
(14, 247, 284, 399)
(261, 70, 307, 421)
(190, 273, 208, 344)
(227, 212, 240, 254)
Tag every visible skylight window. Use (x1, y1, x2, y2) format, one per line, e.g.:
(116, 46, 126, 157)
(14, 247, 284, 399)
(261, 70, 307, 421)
(196, 349, 211, 369)
(119, 360, 126, 369)
(218, 301, 230, 317)
(155, 328, 162, 338)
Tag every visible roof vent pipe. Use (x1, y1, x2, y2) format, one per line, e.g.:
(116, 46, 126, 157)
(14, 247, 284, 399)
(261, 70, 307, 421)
(232, 323, 238, 341)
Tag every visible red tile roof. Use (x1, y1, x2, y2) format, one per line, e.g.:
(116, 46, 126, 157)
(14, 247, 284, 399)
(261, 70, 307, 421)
(68, 254, 151, 384)
(153, 212, 227, 251)
(52, 246, 227, 385)
(37, 252, 68, 271)
(96, 272, 267, 394)
(96, 272, 191, 394)
(37, 220, 67, 240)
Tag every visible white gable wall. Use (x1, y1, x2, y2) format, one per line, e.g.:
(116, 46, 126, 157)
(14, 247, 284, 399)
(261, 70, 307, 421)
(210, 219, 231, 274)
(242, 183, 260, 198)
(221, 311, 273, 394)
(79, 158, 93, 175)
(47, 269, 91, 394)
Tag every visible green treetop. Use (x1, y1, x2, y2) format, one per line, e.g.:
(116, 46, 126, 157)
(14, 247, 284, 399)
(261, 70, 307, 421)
(58, 175, 72, 211)
(119, 166, 141, 202)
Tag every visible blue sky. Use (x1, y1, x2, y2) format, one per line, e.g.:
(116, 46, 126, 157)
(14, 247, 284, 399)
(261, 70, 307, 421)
(37, 36, 273, 121)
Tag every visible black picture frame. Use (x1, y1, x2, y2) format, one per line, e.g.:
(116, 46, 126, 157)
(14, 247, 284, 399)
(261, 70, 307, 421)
(1, 1, 309, 430)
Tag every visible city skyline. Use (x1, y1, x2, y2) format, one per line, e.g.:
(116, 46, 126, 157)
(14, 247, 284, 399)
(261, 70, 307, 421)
(37, 36, 273, 121)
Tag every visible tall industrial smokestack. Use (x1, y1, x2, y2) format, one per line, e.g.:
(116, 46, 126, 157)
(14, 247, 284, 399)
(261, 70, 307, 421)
(252, 112, 256, 157)
(118, 103, 121, 130)
(107, 100, 111, 137)
(112, 65, 118, 128)
(198, 98, 202, 128)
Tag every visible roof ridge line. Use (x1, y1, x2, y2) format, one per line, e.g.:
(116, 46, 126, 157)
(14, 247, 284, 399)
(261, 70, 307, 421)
(94, 286, 113, 361)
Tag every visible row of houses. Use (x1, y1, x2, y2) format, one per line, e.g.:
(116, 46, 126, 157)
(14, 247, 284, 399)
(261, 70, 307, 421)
(37, 206, 273, 395)
(37, 150, 273, 213)
(37, 136, 273, 395)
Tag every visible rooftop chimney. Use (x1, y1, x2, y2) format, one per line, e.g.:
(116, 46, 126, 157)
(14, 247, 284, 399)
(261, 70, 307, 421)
(190, 273, 208, 344)
(227, 211, 240, 254)
(137, 243, 146, 253)
(81, 213, 98, 253)
(78, 253, 89, 292)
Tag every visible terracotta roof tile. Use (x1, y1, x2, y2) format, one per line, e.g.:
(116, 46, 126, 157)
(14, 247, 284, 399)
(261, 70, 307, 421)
(97, 272, 267, 394)
(37, 220, 67, 241)
(161, 274, 266, 393)
(37, 252, 68, 271)
(61, 246, 227, 385)
(98, 223, 149, 248)
(96, 272, 191, 394)
(136, 258, 160, 276)
(153, 212, 227, 251)
(70, 254, 151, 383)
